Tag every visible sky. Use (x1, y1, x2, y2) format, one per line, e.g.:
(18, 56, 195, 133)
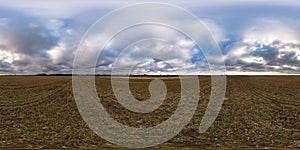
(0, 0, 299, 75)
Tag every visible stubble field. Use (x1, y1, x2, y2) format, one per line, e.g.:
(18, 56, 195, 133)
(0, 76, 299, 149)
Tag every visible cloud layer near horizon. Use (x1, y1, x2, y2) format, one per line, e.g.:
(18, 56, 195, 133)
(0, 1, 299, 75)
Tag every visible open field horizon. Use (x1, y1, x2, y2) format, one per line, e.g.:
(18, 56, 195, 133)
(1, 0, 300, 149)
(1, 76, 299, 149)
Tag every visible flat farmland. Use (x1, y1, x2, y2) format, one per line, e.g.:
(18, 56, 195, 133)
(0, 76, 299, 149)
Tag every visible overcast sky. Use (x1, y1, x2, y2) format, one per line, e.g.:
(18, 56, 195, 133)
(0, 0, 299, 75)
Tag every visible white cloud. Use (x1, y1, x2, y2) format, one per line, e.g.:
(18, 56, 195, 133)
(47, 43, 66, 64)
(223, 17, 300, 74)
(109, 39, 196, 75)
(201, 19, 228, 43)
(241, 56, 266, 64)
(177, 39, 195, 48)
(244, 28, 299, 45)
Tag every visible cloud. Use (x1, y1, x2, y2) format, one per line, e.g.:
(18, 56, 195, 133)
(225, 37, 300, 73)
(0, 12, 59, 55)
(0, 2, 300, 75)
(201, 18, 228, 43)
(102, 38, 200, 75)
(203, 5, 300, 74)
(0, 8, 68, 74)
(78, 22, 206, 75)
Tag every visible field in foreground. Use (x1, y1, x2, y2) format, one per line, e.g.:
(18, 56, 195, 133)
(0, 76, 299, 149)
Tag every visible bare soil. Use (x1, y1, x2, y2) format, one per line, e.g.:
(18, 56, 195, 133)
(0, 76, 299, 149)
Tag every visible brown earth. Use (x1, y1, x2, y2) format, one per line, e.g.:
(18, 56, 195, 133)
(0, 76, 299, 149)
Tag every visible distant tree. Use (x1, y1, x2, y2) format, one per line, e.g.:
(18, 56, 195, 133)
(36, 73, 47, 76)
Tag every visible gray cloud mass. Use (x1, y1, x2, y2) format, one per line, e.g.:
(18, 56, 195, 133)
(0, 1, 299, 75)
